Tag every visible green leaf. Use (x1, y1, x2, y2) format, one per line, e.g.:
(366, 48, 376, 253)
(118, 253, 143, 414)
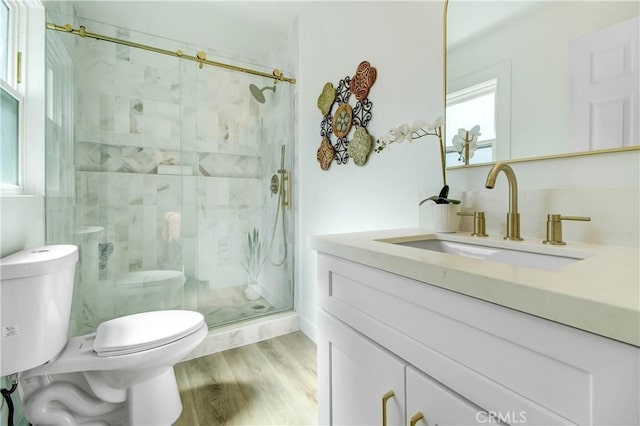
(419, 195, 461, 205)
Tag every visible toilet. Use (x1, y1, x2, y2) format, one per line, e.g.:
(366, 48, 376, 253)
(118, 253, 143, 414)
(0, 245, 207, 425)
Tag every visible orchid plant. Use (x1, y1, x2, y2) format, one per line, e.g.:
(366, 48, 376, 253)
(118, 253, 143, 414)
(451, 125, 480, 165)
(376, 117, 460, 205)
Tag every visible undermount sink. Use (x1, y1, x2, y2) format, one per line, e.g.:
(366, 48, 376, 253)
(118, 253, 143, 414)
(390, 237, 591, 271)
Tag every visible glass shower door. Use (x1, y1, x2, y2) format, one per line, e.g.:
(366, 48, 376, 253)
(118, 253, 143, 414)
(184, 56, 295, 327)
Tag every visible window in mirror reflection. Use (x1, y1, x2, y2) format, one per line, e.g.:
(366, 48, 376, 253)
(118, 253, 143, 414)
(446, 78, 496, 165)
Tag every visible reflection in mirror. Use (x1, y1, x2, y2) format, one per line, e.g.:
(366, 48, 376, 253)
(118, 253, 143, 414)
(445, 1, 639, 167)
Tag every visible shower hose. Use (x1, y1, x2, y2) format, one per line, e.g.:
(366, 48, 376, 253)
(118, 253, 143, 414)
(260, 180, 288, 269)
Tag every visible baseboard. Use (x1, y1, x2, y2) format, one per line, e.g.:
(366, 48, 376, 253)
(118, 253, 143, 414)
(299, 314, 318, 344)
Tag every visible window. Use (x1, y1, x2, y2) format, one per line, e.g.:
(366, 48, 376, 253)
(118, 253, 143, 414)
(446, 79, 497, 165)
(0, 0, 22, 192)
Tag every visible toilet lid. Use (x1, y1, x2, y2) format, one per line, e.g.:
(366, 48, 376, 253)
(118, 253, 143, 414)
(93, 310, 205, 357)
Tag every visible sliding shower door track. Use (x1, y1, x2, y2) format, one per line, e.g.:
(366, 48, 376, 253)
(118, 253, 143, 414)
(46, 22, 296, 84)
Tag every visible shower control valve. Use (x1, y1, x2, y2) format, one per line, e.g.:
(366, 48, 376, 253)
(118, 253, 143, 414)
(270, 175, 279, 195)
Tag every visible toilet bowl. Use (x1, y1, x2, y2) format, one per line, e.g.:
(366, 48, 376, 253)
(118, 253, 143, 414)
(20, 310, 207, 425)
(0, 246, 206, 425)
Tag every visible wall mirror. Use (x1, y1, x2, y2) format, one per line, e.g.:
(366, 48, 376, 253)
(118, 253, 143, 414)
(444, 0, 639, 168)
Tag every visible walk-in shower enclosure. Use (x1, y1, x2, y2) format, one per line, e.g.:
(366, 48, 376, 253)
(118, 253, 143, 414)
(44, 11, 295, 336)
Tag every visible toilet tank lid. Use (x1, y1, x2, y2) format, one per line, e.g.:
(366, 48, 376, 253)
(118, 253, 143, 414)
(0, 245, 78, 280)
(93, 310, 205, 356)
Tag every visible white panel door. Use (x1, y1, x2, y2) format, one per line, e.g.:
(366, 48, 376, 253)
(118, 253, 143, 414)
(569, 16, 639, 151)
(318, 311, 406, 426)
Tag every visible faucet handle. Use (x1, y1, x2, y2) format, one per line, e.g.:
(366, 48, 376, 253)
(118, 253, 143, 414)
(457, 211, 488, 237)
(543, 214, 591, 245)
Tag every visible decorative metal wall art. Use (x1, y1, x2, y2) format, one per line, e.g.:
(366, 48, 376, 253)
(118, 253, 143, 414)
(348, 127, 373, 166)
(316, 61, 377, 170)
(317, 137, 335, 171)
(333, 104, 353, 138)
(349, 61, 377, 101)
(317, 83, 336, 116)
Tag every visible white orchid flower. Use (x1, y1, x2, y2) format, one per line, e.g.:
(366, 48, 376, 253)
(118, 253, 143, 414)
(452, 132, 464, 152)
(467, 125, 480, 157)
(393, 123, 411, 143)
(452, 125, 481, 160)
(423, 116, 444, 131)
(411, 120, 428, 132)
(378, 130, 396, 146)
(376, 117, 446, 154)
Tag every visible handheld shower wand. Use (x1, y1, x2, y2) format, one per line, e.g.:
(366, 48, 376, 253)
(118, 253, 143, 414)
(261, 145, 290, 269)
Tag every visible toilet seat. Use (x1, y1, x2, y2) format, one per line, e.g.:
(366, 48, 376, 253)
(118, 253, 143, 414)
(93, 310, 204, 357)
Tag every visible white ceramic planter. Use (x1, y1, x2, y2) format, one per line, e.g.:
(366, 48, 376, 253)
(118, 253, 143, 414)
(244, 282, 261, 301)
(432, 203, 460, 233)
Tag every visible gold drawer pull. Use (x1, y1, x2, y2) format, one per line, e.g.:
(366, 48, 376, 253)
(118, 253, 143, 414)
(410, 411, 424, 426)
(382, 390, 395, 426)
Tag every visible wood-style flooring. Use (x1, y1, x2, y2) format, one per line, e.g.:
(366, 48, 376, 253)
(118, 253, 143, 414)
(174, 331, 317, 426)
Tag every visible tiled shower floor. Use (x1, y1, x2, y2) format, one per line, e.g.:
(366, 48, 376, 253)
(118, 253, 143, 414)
(183, 280, 277, 327)
(72, 280, 279, 336)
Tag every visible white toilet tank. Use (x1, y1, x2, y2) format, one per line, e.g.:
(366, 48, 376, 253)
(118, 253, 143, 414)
(0, 245, 78, 376)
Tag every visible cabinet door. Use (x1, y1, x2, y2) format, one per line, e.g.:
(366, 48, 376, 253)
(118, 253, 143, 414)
(318, 311, 405, 426)
(406, 366, 508, 426)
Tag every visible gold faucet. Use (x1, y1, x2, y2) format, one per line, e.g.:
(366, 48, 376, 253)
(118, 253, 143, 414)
(485, 162, 523, 241)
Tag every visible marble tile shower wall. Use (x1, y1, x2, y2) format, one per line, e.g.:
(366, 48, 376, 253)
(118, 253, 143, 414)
(73, 25, 280, 290)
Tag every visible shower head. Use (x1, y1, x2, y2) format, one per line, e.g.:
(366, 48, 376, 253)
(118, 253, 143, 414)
(249, 83, 276, 104)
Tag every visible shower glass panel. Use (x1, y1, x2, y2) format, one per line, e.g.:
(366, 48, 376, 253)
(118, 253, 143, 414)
(183, 58, 295, 326)
(44, 12, 294, 335)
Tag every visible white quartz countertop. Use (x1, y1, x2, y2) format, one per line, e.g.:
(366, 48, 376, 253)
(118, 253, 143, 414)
(310, 228, 640, 347)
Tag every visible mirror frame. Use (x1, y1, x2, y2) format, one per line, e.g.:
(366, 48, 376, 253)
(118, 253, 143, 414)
(442, 0, 640, 169)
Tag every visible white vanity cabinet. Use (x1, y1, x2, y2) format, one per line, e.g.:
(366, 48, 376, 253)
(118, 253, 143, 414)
(318, 311, 405, 426)
(317, 253, 640, 426)
(320, 311, 488, 426)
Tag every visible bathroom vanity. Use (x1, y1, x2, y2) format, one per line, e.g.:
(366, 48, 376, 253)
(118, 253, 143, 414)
(311, 229, 639, 426)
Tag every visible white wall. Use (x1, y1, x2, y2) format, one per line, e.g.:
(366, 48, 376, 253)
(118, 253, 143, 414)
(296, 1, 445, 340)
(0, 196, 45, 257)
